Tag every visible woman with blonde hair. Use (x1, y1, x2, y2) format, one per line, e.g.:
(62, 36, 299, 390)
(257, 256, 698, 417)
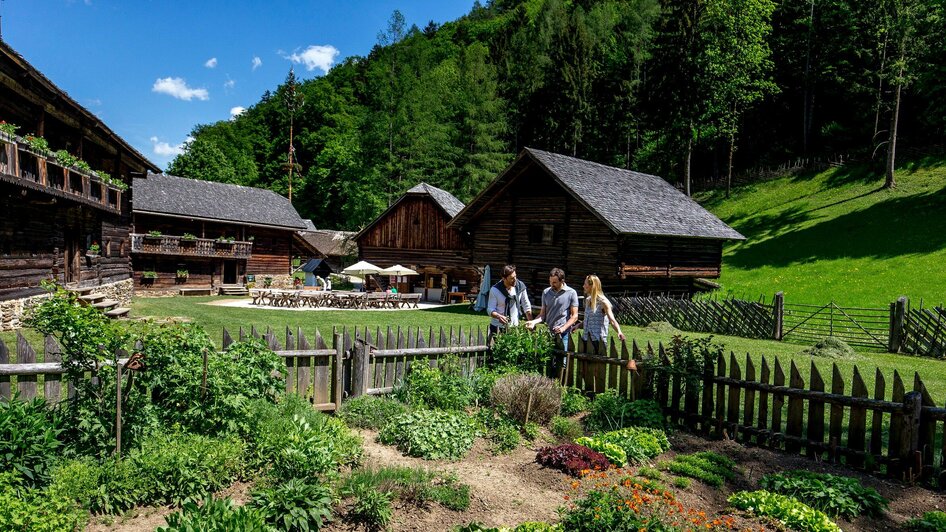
(581, 274, 625, 352)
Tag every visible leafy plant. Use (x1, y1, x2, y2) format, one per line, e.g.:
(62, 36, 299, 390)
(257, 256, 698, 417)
(87, 242, 101, 254)
(158, 495, 270, 532)
(46, 457, 102, 510)
(54, 149, 78, 168)
(490, 326, 554, 373)
(522, 421, 540, 441)
(535, 444, 610, 476)
(143, 270, 158, 279)
(0, 471, 86, 532)
(148, 230, 163, 237)
(0, 120, 18, 136)
(74, 159, 93, 174)
(396, 357, 475, 411)
(217, 235, 236, 243)
(729, 490, 841, 532)
(249, 478, 334, 531)
(558, 487, 686, 532)
(585, 390, 664, 432)
(341, 466, 469, 512)
(0, 395, 63, 489)
(660, 452, 736, 488)
(560, 386, 590, 416)
(490, 373, 561, 424)
(23, 134, 50, 154)
(350, 489, 393, 530)
(575, 436, 627, 466)
(596, 426, 670, 464)
(490, 423, 522, 454)
(379, 410, 476, 460)
(339, 395, 411, 429)
(760, 470, 888, 519)
(181, 232, 197, 240)
(550, 416, 584, 441)
(470, 365, 519, 406)
(176, 269, 188, 278)
(905, 511, 946, 531)
(673, 476, 691, 489)
(641, 335, 723, 399)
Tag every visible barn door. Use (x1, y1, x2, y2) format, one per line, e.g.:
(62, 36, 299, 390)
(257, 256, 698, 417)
(63, 231, 81, 285)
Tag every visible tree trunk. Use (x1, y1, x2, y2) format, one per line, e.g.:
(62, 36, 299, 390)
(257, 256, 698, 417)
(885, 65, 903, 189)
(684, 131, 693, 197)
(726, 132, 735, 198)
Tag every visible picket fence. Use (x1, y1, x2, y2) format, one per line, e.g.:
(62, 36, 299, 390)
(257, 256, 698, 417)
(2, 326, 945, 484)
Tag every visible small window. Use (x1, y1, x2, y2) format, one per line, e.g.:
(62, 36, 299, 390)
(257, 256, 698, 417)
(528, 224, 556, 245)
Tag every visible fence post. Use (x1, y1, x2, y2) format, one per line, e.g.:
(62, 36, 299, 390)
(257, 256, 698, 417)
(899, 391, 922, 481)
(334, 333, 344, 409)
(351, 340, 369, 398)
(772, 292, 784, 340)
(889, 296, 908, 353)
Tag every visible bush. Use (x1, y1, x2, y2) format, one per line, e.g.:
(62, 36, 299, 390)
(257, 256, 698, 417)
(661, 452, 736, 488)
(350, 489, 393, 530)
(760, 470, 888, 519)
(490, 424, 522, 454)
(244, 395, 362, 481)
(560, 387, 590, 416)
(249, 478, 334, 531)
(490, 326, 555, 373)
(0, 395, 63, 488)
(585, 390, 664, 432)
(550, 416, 584, 441)
(471, 366, 519, 406)
(0, 471, 86, 532)
(379, 410, 477, 460)
(729, 490, 841, 532)
(47, 457, 102, 510)
(575, 437, 627, 466)
(396, 358, 475, 411)
(597, 427, 670, 463)
(673, 476, 691, 489)
(158, 495, 270, 532)
(522, 422, 540, 441)
(535, 444, 610, 476)
(338, 395, 411, 429)
(905, 511, 946, 531)
(341, 466, 470, 511)
(491, 373, 561, 424)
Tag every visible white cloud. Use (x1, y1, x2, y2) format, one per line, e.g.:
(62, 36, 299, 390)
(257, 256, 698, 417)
(287, 45, 339, 73)
(204, 57, 218, 68)
(152, 77, 209, 101)
(251, 56, 262, 71)
(230, 106, 246, 118)
(150, 136, 187, 157)
(224, 79, 236, 89)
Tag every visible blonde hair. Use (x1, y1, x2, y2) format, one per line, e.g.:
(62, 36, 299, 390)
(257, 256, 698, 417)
(584, 275, 608, 312)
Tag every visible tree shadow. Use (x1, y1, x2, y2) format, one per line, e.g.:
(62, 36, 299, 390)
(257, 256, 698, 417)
(726, 186, 946, 269)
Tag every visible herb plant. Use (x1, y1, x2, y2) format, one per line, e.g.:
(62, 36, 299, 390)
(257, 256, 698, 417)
(249, 478, 334, 532)
(158, 495, 270, 532)
(760, 470, 888, 518)
(379, 410, 476, 460)
(729, 490, 841, 532)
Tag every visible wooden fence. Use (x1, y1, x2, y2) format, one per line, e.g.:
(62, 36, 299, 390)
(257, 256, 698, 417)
(781, 301, 890, 350)
(611, 294, 776, 340)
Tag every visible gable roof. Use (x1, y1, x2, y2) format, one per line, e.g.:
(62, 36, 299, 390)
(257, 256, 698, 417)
(133, 173, 307, 230)
(449, 148, 744, 241)
(297, 229, 357, 257)
(354, 182, 466, 241)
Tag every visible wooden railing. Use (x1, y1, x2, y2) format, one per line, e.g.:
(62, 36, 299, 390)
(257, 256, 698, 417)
(0, 134, 123, 213)
(130, 234, 253, 259)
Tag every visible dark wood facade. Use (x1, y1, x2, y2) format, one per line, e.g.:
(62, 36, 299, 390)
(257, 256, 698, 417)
(0, 42, 159, 301)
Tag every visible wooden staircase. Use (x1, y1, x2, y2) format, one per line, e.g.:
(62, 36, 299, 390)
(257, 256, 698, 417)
(71, 287, 131, 319)
(218, 284, 249, 296)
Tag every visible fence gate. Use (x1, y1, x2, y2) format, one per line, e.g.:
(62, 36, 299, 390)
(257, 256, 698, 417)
(902, 305, 946, 357)
(782, 301, 889, 350)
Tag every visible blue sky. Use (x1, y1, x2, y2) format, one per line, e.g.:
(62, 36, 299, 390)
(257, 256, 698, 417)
(1, 0, 478, 170)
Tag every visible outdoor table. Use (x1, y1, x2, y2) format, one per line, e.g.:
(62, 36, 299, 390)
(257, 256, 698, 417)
(448, 291, 466, 304)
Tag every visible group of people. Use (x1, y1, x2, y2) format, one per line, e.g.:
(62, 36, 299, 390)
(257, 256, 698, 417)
(485, 265, 625, 354)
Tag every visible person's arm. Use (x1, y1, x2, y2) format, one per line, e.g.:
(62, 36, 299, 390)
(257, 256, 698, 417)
(554, 304, 579, 334)
(604, 299, 626, 341)
(521, 289, 533, 321)
(487, 289, 508, 325)
(524, 291, 544, 328)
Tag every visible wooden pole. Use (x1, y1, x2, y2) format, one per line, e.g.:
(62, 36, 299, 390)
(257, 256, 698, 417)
(524, 392, 534, 425)
(334, 333, 343, 409)
(201, 348, 209, 400)
(889, 296, 908, 353)
(115, 362, 122, 460)
(773, 292, 784, 340)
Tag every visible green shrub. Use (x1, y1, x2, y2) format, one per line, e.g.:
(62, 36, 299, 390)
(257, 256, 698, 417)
(396, 358, 475, 410)
(522, 422, 540, 441)
(341, 466, 469, 511)
(673, 476, 691, 489)
(0, 396, 63, 489)
(455, 523, 562, 532)
(661, 452, 736, 488)
(597, 427, 670, 463)
(47, 457, 102, 510)
(471, 366, 519, 405)
(637, 466, 662, 480)
(351, 489, 393, 530)
(585, 390, 664, 432)
(550, 416, 584, 441)
(157, 495, 270, 532)
(491, 373, 561, 424)
(244, 395, 362, 481)
(379, 410, 476, 460)
(729, 490, 841, 532)
(560, 387, 590, 416)
(491, 424, 522, 454)
(0, 471, 86, 532)
(905, 511, 946, 531)
(338, 395, 411, 429)
(575, 437, 627, 466)
(760, 470, 888, 518)
(473, 407, 521, 454)
(490, 326, 555, 373)
(249, 478, 334, 531)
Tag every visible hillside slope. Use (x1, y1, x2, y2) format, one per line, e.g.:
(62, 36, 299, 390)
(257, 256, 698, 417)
(696, 158, 946, 307)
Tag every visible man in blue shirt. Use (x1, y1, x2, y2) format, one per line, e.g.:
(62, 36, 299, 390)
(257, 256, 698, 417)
(526, 268, 579, 356)
(486, 264, 533, 346)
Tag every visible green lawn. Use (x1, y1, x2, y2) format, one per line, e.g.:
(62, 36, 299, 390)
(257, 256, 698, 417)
(696, 157, 946, 308)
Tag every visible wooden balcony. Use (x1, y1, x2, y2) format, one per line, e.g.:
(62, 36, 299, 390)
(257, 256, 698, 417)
(130, 234, 253, 259)
(0, 134, 124, 214)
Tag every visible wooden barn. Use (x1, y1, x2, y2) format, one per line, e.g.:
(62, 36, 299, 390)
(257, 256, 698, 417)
(448, 148, 745, 298)
(296, 225, 356, 273)
(355, 182, 479, 301)
(131, 173, 317, 293)
(0, 40, 160, 329)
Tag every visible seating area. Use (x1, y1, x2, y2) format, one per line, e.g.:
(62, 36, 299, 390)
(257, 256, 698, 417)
(249, 289, 423, 310)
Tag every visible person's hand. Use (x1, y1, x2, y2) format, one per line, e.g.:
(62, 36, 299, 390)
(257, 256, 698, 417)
(618, 331, 626, 342)
(497, 314, 509, 325)
(524, 319, 535, 329)
(551, 325, 563, 334)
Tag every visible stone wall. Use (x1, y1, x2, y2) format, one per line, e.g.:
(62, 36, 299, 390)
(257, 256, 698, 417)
(254, 274, 295, 290)
(0, 278, 134, 332)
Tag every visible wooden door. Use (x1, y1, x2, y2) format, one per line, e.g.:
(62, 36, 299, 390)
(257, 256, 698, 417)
(223, 261, 237, 284)
(63, 232, 81, 284)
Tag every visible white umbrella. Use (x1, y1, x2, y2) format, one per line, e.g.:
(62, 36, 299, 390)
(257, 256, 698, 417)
(378, 264, 418, 276)
(474, 265, 491, 311)
(342, 260, 382, 277)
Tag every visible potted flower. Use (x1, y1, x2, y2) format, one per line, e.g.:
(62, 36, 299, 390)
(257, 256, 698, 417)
(176, 269, 189, 280)
(144, 230, 163, 241)
(21, 134, 50, 156)
(0, 120, 18, 142)
(181, 232, 197, 241)
(54, 149, 78, 169)
(142, 271, 158, 284)
(86, 242, 101, 257)
(215, 236, 236, 246)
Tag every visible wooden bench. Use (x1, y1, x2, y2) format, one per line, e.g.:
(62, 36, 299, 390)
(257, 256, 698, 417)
(179, 287, 213, 296)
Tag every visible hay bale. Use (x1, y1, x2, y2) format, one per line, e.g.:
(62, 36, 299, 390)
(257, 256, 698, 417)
(803, 337, 860, 359)
(645, 321, 680, 334)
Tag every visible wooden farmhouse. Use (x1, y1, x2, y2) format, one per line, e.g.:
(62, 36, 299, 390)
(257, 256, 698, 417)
(131, 173, 318, 293)
(448, 148, 745, 298)
(354, 182, 479, 301)
(0, 41, 160, 330)
(296, 225, 356, 274)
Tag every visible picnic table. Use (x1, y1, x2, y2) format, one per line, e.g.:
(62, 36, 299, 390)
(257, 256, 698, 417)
(248, 289, 422, 309)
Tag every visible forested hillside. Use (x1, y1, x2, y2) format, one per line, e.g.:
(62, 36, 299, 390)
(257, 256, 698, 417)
(169, 0, 945, 230)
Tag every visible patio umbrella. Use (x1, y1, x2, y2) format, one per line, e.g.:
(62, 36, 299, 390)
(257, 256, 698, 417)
(378, 264, 418, 276)
(474, 265, 491, 311)
(341, 260, 382, 277)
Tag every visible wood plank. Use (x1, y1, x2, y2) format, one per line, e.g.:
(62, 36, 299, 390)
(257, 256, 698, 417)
(0, 338, 10, 400)
(829, 364, 845, 463)
(915, 373, 937, 480)
(16, 332, 37, 399)
(848, 366, 869, 468)
(726, 353, 741, 435)
(807, 362, 825, 459)
(771, 358, 785, 439)
(869, 369, 886, 466)
(888, 370, 906, 474)
(757, 356, 770, 445)
(43, 336, 62, 404)
(715, 352, 726, 436)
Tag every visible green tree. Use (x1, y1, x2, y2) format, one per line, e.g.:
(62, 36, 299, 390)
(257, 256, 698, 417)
(167, 136, 238, 183)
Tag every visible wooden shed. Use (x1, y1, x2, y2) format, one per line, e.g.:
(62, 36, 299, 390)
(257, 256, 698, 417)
(448, 148, 745, 298)
(131, 173, 317, 292)
(355, 182, 479, 301)
(0, 40, 159, 324)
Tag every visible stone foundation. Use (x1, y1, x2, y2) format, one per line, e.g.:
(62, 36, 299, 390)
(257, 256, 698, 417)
(256, 274, 295, 290)
(0, 278, 134, 332)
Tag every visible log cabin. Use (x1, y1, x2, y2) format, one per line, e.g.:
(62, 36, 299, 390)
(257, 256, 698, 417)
(355, 182, 479, 301)
(131, 173, 317, 293)
(0, 40, 160, 330)
(447, 148, 745, 299)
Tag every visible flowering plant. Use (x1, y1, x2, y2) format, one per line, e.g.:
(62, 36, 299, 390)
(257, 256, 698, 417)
(0, 120, 18, 136)
(87, 242, 100, 254)
(23, 134, 50, 154)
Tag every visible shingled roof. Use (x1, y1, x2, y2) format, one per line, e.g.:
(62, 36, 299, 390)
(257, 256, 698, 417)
(449, 148, 744, 241)
(354, 182, 465, 241)
(297, 229, 356, 257)
(133, 173, 307, 230)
